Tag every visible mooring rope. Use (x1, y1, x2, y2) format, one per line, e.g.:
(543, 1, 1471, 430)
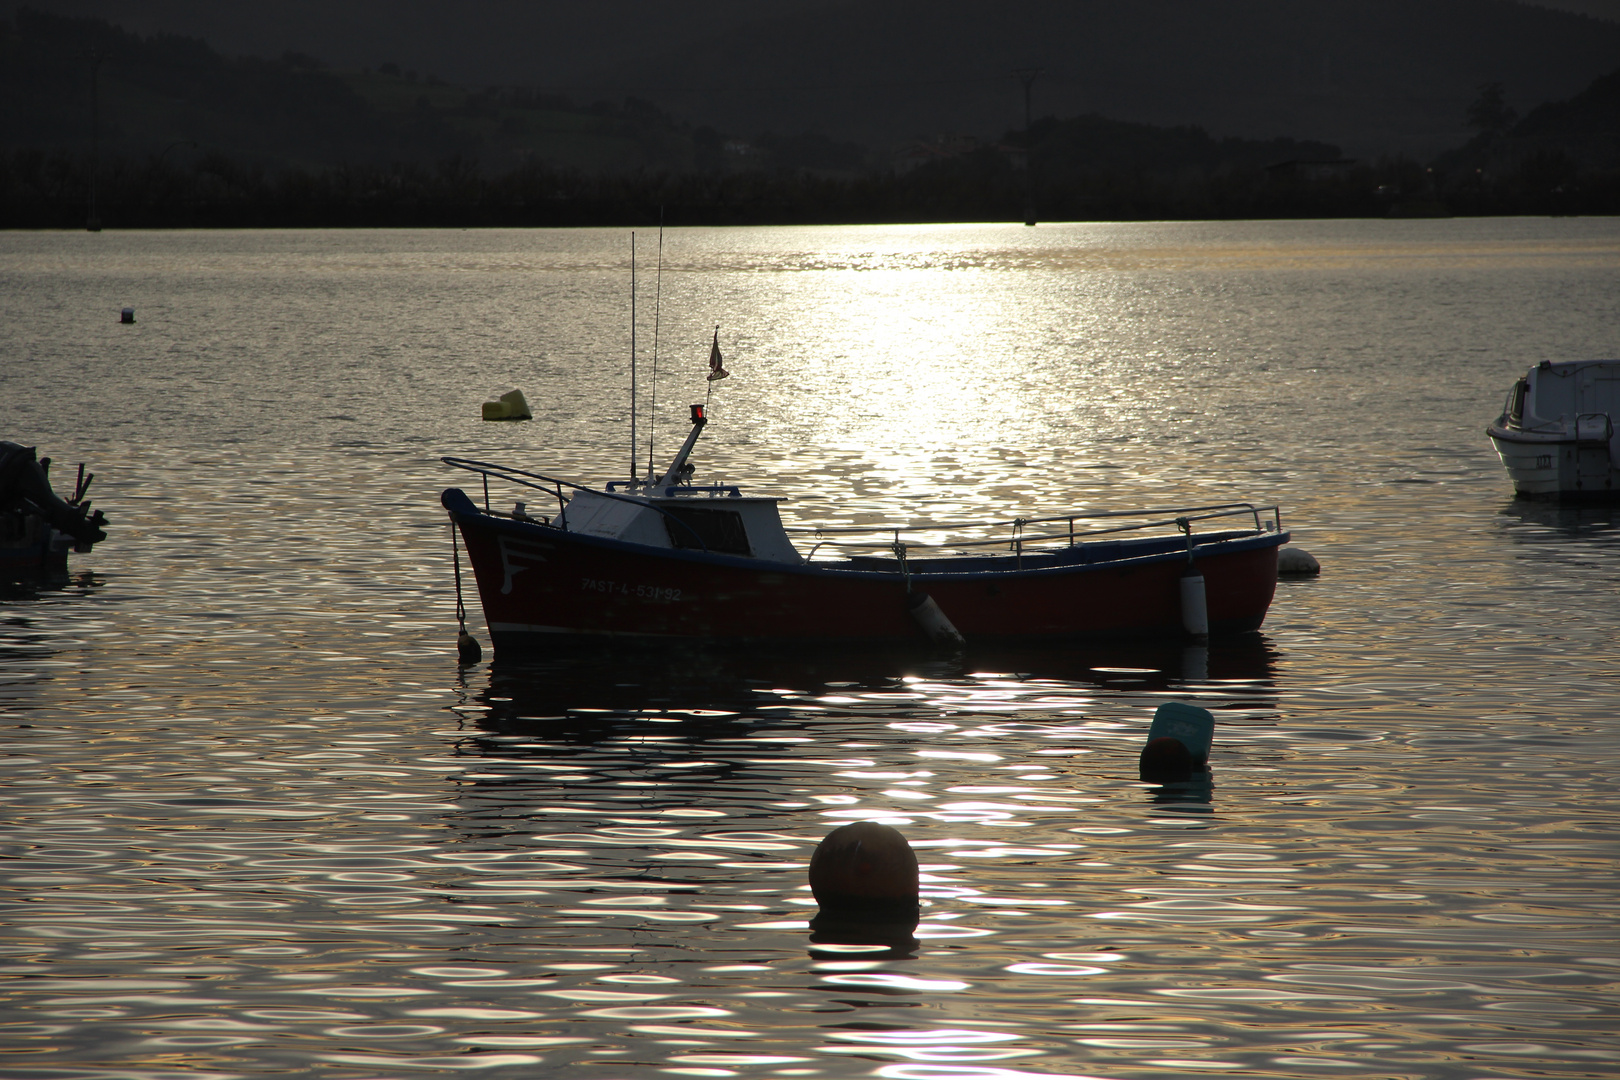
(451, 522, 469, 632)
(449, 522, 482, 664)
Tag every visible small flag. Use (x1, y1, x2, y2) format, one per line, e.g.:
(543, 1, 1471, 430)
(707, 328, 729, 381)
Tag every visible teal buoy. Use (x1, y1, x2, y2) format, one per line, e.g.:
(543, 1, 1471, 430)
(1140, 701, 1215, 781)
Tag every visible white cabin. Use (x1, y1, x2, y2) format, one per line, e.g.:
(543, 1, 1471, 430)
(559, 486, 803, 563)
(1504, 359, 1620, 438)
(1489, 359, 1620, 497)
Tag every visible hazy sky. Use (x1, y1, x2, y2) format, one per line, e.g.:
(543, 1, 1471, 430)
(1532, 0, 1620, 17)
(22, 1, 1620, 77)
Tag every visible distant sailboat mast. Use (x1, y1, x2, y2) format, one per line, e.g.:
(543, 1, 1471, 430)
(629, 232, 638, 482)
(647, 215, 665, 480)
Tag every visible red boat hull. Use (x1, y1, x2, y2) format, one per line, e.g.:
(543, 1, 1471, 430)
(445, 490, 1285, 646)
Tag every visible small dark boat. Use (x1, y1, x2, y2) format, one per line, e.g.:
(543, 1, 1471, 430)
(0, 442, 108, 581)
(440, 405, 1288, 650)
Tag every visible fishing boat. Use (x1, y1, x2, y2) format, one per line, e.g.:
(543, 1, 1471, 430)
(1, 442, 108, 581)
(440, 403, 1289, 649)
(1488, 359, 1620, 500)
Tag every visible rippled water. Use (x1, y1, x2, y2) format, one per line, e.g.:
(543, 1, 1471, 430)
(2, 220, 1619, 1079)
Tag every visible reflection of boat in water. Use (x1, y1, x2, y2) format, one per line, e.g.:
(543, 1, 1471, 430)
(461, 636, 1279, 742)
(1488, 360, 1620, 500)
(441, 405, 1289, 649)
(1498, 498, 1619, 537)
(0, 443, 108, 581)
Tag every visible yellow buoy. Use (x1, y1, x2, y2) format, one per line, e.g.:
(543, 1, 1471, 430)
(481, 389, 532, 421)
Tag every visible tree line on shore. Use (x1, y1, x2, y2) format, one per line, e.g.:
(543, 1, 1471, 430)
(1, 138, 1610, 230)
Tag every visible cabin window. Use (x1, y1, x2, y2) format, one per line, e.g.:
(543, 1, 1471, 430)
(1508, 379, 1526, 427)
(662, 506, 751, 555)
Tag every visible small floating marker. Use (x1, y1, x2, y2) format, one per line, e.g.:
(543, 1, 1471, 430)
(481, 389, 532, 421)
(120, 307, 135, 324)
(809, 821, 919, 921)
(1140, 701, 1215, 781)
(1139, 736, 1195, 782)
(1278, 546, 1321, 576)
(456, 629, 482, 665)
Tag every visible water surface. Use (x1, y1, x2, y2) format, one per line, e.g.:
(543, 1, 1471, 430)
(2, 219, 1618, 1079)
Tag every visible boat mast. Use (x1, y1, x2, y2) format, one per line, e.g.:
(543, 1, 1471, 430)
(655, 404, 709, 489)
(629, 232, 637, 482)
(647, 213, 664, 480)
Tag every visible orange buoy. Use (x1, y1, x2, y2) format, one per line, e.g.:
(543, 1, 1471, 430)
(808, 821, 919, 919)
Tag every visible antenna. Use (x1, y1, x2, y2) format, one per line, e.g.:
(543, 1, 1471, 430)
(630, 232, 637, 481)
(647, 209, 665, 478)
(1014, 67, 1041, 226)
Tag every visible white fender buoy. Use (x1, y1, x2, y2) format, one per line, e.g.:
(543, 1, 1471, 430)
(481, 389, 532, 421)
(1181, 643, 1208, 682)
(906, 590, 965, 648)
(1277, 546, 1321, 576)
(1179, 568, 1208, 639)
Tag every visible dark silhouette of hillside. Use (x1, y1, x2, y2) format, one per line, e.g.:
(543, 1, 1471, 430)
(0, 9, 703, 171)
(5, 7, 1619, 226)
(1503, 64, 1620, 167)
(22, 0, 1620, 162)
(1431, 64, 1620, 212)
(0, 10, 437, 167)
(577, 0, 1620, 160)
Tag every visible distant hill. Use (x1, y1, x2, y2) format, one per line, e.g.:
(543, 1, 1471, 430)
(20, 0, 1620, 161)
(885, 115, 1361, 223)
(1514, 63, 1620, 163)
(0, 11, 424, 168)
(1432, 62, 1620, 207)
(0, 10, 715, 172)
(6, 5, 1619, 225)
(605, 0, 1620, 161)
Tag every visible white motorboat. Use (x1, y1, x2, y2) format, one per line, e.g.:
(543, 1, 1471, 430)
(1488, 360, 1620, 499)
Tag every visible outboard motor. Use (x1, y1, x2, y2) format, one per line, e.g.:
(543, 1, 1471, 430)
(0, 442, 108, 549)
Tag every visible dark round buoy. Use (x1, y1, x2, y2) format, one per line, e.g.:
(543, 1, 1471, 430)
(1278, 546, 1321, 576)
(1139, 735, 1195, 782)
(456, 629, 482, 665)
(809, 821, 919, 920)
